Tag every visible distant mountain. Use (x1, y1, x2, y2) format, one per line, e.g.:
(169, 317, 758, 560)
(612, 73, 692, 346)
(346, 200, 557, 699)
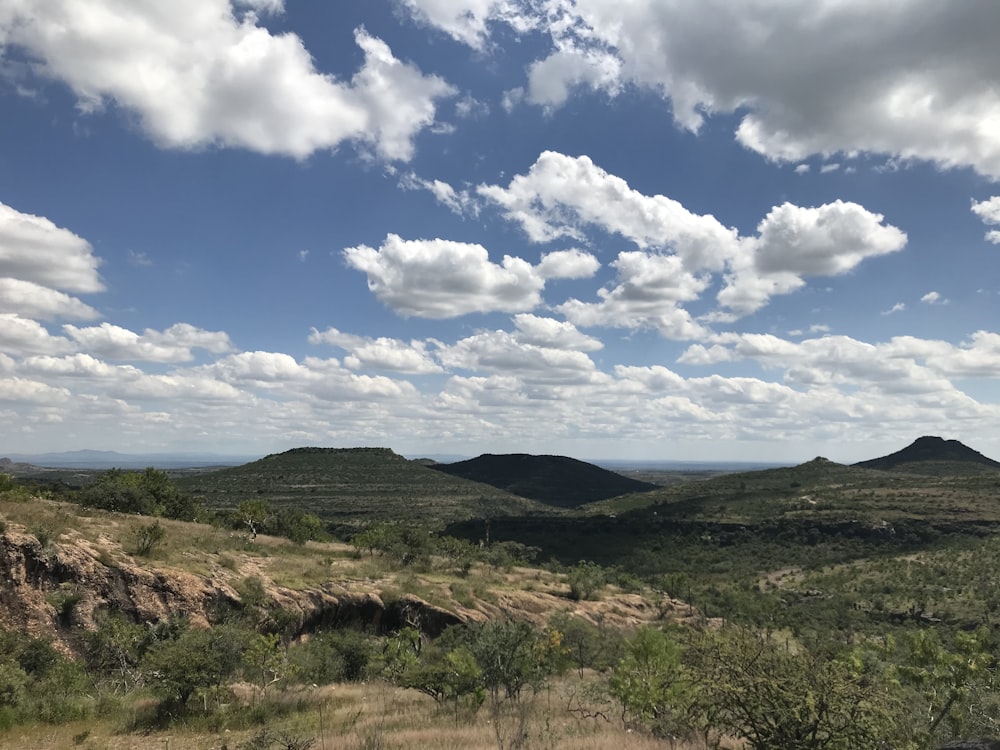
(854, 436, 1000, 475)
(175, 446, 548, 526)
(430, 453, 659, 507)
(2, 450, 256, 469)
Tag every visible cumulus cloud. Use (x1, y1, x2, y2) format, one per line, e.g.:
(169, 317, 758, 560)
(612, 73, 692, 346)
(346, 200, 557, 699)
(62, 322, 234, 362)
(0, 377, 70, 404)
(395, 0, 533, 49)
(407, 1, 1000, 178)
(0, 202, 103, 293)
(921, 291, 946, 305)
(511, 314, 602, 351)
(478, 151, 740, 271)
(688, 332, 969, 398)
(972, 196, 1000, 244)
(308, 327, 443, 374)
(0, 314, 72, 356)
(201, 351, 419, 402)
(0, 5, 453, 160)
(719, 201, 907, 315)
(526, 47, 621, 108)
(479, 153, 906, 325)
(0, 279, 100, 320)
(437, 329, 602, 384)
(344, 234, 553, 318)
(536, 248, 600, 280)
(557, 251, 710, 339)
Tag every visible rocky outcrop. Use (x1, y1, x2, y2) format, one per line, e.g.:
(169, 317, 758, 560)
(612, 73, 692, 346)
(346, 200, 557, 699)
(0, 528, 465, 654)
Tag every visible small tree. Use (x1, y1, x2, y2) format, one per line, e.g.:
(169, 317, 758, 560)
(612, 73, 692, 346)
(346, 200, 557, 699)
(609, 627, 687, 736)
(131, 520, 166, 556)
(567, 560, 606, 601)
(242, 632, 292, 706)
(235, 499, 272, 541)
(681, 627, 906, 750)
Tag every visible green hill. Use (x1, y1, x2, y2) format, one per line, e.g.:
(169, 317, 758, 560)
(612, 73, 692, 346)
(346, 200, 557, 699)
(176, 446, 551, 528)
(429, 453, 658, 507)
(854, 435, 1000, 475)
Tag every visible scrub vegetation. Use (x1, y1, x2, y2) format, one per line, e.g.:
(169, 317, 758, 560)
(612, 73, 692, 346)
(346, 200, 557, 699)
(1, 438, 999, 748)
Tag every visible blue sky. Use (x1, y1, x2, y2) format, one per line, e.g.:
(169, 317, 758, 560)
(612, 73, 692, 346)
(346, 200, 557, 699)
(1, 0, 999, 464)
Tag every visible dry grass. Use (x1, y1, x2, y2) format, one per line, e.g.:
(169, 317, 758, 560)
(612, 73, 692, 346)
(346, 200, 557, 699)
(0, 497, 685, 635)
(0, 679, 721, 750)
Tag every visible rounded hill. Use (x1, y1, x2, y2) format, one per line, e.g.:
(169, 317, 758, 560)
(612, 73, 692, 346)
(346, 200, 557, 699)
(854, 436, 1000, 476)
(429, 453, 659, 507)
(176, 447, 549, 527)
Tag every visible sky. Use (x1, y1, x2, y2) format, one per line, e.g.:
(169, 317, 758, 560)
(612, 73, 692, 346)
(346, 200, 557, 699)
(1, 0, 999, 465)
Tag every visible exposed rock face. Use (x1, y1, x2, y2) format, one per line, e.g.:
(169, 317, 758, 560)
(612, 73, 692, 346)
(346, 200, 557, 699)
(0, 528, 463, 654)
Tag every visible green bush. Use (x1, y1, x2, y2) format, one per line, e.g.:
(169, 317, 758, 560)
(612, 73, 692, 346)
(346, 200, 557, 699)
(567, 560, 606, 601)
(130, 520, 166, 556)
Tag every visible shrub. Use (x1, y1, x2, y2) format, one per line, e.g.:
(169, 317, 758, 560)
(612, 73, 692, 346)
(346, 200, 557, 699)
(131, 520, 166, 556)
(567, 560, 606, 601)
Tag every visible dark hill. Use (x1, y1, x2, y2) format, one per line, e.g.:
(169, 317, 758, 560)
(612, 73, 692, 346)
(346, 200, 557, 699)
(430, 453, 658, 507)
(854, 436, 1000, 475)
(176, 446, 549, 527)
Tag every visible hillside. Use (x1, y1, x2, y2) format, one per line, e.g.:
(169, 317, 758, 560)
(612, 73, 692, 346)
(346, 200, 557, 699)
(175, 446, 551, 527)
(854, 435, 1000, 475)
(430, 452, 658, 507)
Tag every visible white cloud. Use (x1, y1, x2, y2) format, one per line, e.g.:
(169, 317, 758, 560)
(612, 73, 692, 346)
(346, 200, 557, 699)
(720, 201, 906, 315)
(536, 248, 600, 280)
(753, 201, 906, 276)
(350, 29, 457, 161)
(478, 152, 739, 271)
(308, 327, 443, 374)
(974, 197, 1000, 224)
(0, 377, 70, 404)
(343, 234, 549, 318)
(882, 302, 906, 316)
(418, 1, 1000, 178)
(613, 365, 685, 392)
(501, 87, 525, 112)
(921, 291, 945, 305)
(479, 153, 905, 324)
(972, 197, 1000, 243)
(526, 47, 621, 109)
(395, 0, 534, 49)
(511, 314, 602, 352)
(62, 322, 234, 362)
(0, 278, 100, 320)
(399, 173, 476, 216)
(437, 329, 602, 384)
(0, 201, 103, 293)
(556, 251, 711, 339)
(0, 314, 72, 355)
(0, 5, 453, 160)
(454, 94, 489, 119)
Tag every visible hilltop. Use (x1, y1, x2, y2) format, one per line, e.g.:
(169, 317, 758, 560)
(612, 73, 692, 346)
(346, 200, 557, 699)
(175, 446, 551, 528)
(430, 452, 659, 507)
(854, 435, 1000, 475)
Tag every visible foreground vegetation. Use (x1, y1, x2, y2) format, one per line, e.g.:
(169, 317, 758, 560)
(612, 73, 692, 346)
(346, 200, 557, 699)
(3, 448, 1000, 748)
